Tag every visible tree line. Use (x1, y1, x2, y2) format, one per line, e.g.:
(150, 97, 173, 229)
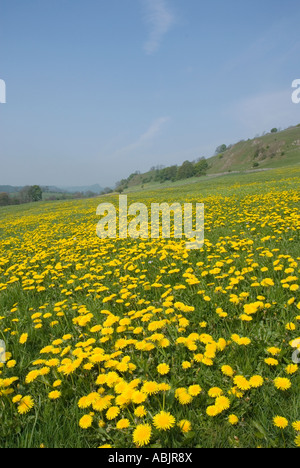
(116, 157, 209, 192)
(0, 185, 43, 206)
(0, 185, 105, 207)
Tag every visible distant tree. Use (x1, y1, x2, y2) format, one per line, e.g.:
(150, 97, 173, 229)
(103, 187, 113, 194)
(177, 160, 195, 180)
(18, 186, 31, 203)
(18, 185, 42, 203)
(28, 185, 43, 202)
(215, 144, 227, 155)
(115, 178, 129, 192)
(166, 165, 178, 181)
(156, 165, 178, 182)
(194, 159, 208, 176)
(195, 156, 206, 163)
(85, 191, 96, 198)
(72, 192, 84, 199)
(271, 128, 278, 133)
(0, 192, 10, 206)
(141, 176, 151, 184)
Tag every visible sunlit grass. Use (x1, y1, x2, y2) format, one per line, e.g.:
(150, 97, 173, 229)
(0, 166, 299, 447)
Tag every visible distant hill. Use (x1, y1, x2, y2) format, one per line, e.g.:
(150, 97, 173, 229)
(115, 124, 300, 192)
(52, 184, 104, 194)
(0, 184, 105, 195)
(0, 185, 22, 193)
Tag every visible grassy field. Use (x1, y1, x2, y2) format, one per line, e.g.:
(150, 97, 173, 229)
(0, 166, 300, 448)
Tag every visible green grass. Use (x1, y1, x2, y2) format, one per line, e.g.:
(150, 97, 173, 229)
(0, 165, 300, 448)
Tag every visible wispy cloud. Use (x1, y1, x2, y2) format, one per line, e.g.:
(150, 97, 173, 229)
(142, 0, 175, 55)
(113, 116, 170, 157)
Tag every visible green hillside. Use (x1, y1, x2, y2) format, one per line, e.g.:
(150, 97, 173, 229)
(206, 124, 300, 174)
(117, 124, 300, 193)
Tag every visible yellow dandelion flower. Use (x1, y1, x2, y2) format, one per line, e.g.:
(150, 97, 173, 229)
(158, 382, 171, 392)
(249, 375, 264, 388)
(182, 361, 192, 369)
(233, 375, 251, 391)
(264, 357, 279, 366)
(237, 337, 251, 346)
(153, 411, 176, 431)
(188, 384, 201, 396)
(292, 421, 300, 431)
(133, 424, 152, 447)
(208, 387, 223, 398)
(79, 414, 93, 429)
(92, 396, 113, 412)
(221, 365, 234, 377)
(78, 396, 90, 409)
(228, 414, 239, 425)
(85, 392, 101, 406)
(12, 394, 22, 403)
(260, 278, 274, 287)
(229, 386, 244, 398)
(215, 396, 230, 411)
(48, 390, 61, 400)
(206, 405, 220, 417)
(17, 396, 34, 414)
(178, 419, 192, 433)
(106, 406, 120, 420)
(134, 405, 147, 418)
(285, 364, 298, 375)
(273, 416, 288, 429)
(6, 360, 16, 368)
(131, 390, 147, 404)
(116, 418, 130, 429)
(53, 380, 62, 388)
(157, 363, 170, 375)
(267, 347, 281, 356)
(141, 381, 158, 395)
(285, 322, 296, 331)
(274, 377, 291, 391)
(176, 389, 193, 405)
(19, 333, 28, 344)
(25, 370, 40, 384)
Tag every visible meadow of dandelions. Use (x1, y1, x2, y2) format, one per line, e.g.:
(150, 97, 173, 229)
(0, 168, 300, 448)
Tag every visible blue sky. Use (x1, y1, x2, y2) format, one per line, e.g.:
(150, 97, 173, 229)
(1, 0, 300, 188)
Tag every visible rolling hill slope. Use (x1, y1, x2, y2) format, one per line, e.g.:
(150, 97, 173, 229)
(206, 124, 300, 174)
(117, 124, 300, 193)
